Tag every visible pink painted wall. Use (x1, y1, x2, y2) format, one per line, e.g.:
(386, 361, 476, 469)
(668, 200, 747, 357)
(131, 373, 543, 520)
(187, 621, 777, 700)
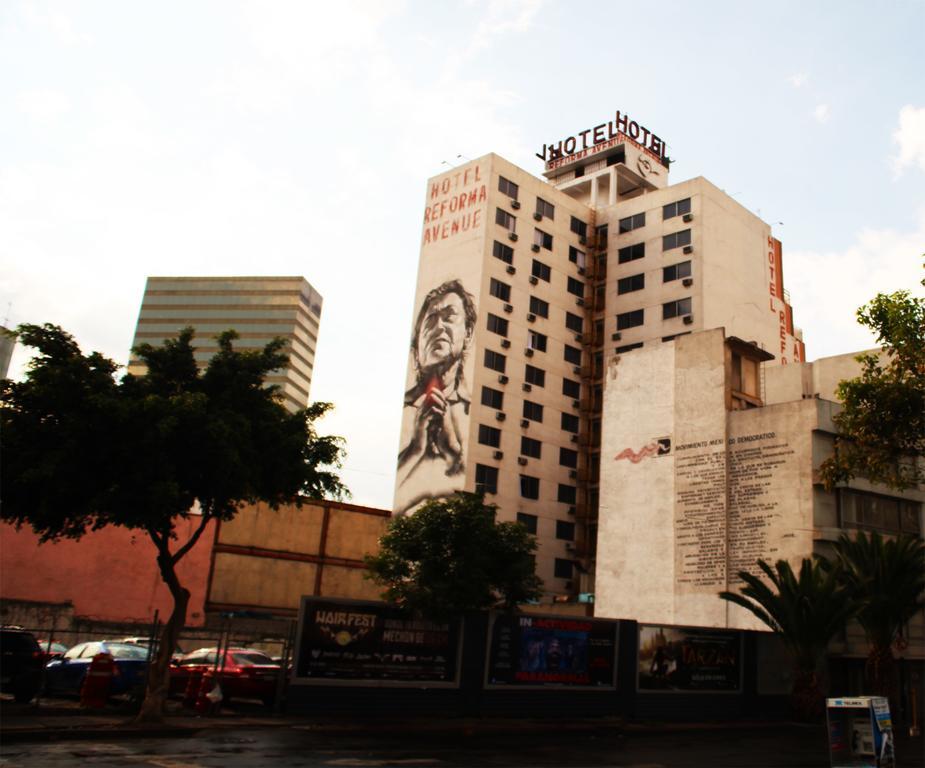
(0, 518, 215, 627)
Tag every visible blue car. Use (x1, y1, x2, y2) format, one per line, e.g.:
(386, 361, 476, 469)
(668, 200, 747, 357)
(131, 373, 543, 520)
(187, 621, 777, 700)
(44, 641, 150, 698)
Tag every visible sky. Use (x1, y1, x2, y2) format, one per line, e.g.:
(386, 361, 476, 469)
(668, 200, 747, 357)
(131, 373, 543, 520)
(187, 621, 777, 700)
(2, 0, 923, 510)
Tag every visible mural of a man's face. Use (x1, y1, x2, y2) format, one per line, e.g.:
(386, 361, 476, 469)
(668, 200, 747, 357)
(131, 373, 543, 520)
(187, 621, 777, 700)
(416, 292, 469, 371)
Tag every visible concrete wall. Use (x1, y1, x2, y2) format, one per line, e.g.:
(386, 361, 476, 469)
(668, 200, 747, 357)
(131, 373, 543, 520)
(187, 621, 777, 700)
(207, 500, 390, 614)
(596, 329, 820, 630)
(0, 516, 215, 626)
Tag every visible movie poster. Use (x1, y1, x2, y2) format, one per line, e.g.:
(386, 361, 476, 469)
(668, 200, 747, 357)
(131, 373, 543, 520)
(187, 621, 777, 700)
(637, 625, 741, 692)
(294, 599, 461, 685)
(486, 614, 618, 688)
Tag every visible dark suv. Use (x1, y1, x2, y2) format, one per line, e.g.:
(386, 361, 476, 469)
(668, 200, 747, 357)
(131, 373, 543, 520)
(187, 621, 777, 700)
(0, 627, 43, 703)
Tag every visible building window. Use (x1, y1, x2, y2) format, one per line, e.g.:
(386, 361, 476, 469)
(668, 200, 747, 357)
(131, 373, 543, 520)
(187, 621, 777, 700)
(596, 223, 608, 247)
(663, 261, 692, 282)
(564, 344, 582, 365)
(484, 349, 507, 373)
(561, 412, 579, 433)
(562, 378, 580, 399)
(490, 278, 511, 301)
(520, 474, 540, 500)
(663, 297, 692, 319)
(517, 512, 538, 534)
(487, 313, 508, 337)
(839, 489, 921, 535)
(481, 386, 504, 409)
(663, 229, 692, 251)
(521, 436, 542, 459)
(570, 216, 588, 238)
(534, 228, 553, 250)
(536, 197, 554, 219)
(618, 212, 645, 233)
(617, 273, 645, 294)
(475, 464, 498, 494)
(618, 242, 645, 264)
(617, 309, 644, 330)
(493, 240, 514, 264)
(616, 342, 644, 353)
(525, 364, 546, 387)
(662, 332, 691, 342)
(496, 208, 516, 232)
(567, 276, 584, 297)
(529, 296, 549, 318)
(559, 447, 578, 468)
(522, 400, 544, 423)
(596, 253, 608, 278)
(663, 197, 691, 220)
(568, 246, 586, 268)
(498, 175, 519, 201)
(527, 330, 547, 352)
(478, 424, 501, 448)
(565, 312, 583, 333)
(556, 520, 576, 541)
(558, 484, 577, 504)
(531, 259, 551, 282)
(554, 558, 573, 579)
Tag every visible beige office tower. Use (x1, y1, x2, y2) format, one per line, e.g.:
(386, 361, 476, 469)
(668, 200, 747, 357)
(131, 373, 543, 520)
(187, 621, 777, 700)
(129, 276, 322, 413)
(395, 111, 803, 596)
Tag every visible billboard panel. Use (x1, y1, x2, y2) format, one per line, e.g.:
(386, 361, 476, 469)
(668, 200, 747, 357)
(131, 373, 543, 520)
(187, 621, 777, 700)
(486, 613, 618, 688)
(637, 624, 742, 692)
(293, 597, 461, 687)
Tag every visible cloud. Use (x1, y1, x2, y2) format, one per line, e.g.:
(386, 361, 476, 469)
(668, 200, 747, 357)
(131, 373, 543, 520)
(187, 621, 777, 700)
(813, 103, 830, 124)
(785, 210, 925, 360)
(788, 73, 808, 88)
(891, 105, 925, 175)
(16, 88, 70, 124)
(465, 0, 544, 56)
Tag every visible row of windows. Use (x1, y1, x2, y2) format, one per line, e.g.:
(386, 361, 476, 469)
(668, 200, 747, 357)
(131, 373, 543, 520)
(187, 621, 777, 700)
(495, 206, 588, 244)
(480, 377, 581, 410)
(483, 341, 583, 372)
(616, 230, 692, 262)
(515, 513, 575, 543)
(474, 463, 579, 509)
(616, 197, 692, 235)
(482, 376, 581, 414)
(477, 427, 580, 462)
(615, 298, 693, 329)
(616, 261, 692, 294)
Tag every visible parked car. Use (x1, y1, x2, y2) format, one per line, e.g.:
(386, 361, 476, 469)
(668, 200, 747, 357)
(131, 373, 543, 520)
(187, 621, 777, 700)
(114, 636, 185, 661)
(34, 640, 69, 661)
(0, 627, 44, 703)
(169, 647, 281, 706)
(43, 641, 149, 699)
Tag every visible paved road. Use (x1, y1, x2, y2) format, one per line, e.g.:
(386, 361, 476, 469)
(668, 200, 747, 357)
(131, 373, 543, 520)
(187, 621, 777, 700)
(4, 724, 922, 768)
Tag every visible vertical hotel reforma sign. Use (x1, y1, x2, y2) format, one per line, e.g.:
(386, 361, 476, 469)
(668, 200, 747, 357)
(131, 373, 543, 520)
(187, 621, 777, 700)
(394, 160, 488, 515)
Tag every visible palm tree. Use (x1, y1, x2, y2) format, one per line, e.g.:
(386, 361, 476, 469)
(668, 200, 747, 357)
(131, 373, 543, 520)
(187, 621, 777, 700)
(720, 558, 856, 720)
(828, 531, 925, 703)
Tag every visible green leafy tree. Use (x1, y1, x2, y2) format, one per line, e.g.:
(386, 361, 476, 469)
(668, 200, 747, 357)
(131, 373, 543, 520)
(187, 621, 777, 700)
(827, 531, 925, 704)
(364, 493, 542, 620)
(1, 324, 347, 721)
(820, 283, 925, 491)
(720, 558, 856, 721)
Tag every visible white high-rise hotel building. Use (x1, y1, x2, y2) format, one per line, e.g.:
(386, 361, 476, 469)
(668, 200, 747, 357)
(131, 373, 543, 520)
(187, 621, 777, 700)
(394, 110, 805, 600)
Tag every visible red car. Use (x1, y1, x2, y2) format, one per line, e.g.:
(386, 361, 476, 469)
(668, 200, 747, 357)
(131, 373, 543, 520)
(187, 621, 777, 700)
(169, 647, 281, 706)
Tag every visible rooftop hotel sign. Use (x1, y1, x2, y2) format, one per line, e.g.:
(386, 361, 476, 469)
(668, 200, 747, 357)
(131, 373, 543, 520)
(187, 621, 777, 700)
(537, 110, 669, 172)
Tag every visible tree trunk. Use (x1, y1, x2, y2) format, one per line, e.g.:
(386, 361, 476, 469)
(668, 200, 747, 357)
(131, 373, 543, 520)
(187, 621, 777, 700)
(866, 643, 897, 712)
(791, 668, 825, 722)
(135, 548, 190, 723)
